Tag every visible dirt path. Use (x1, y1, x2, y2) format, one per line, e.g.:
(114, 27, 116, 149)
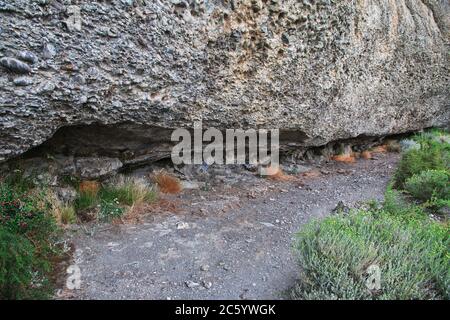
(62, 153, 399, 300)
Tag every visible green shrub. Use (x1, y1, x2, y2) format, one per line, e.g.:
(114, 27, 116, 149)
(414, 129, 450, 147)
(0, 180, 60, 299)
(405, 170, 450, 202)
(0, 183, 57, 242)
(0, 227, 35, 299)
(383, 185, 426, 219)
(3, 170, 35, 194)
(291, 210, 449, 300)
(393, 139, 449, 189)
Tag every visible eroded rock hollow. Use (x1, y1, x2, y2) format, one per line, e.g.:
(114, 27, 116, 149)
(0, 0, 449, 165)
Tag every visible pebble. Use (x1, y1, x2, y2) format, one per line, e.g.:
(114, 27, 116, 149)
(43, 43, 56, 59)
(0, 57, 31, 74)
(176, 222, 189, 230)
(39, 81, 56, 94)
(181, 180, 199, 189)
(185, 280, 200, 288)
(17, 51, 38, 64)
(200, 264, 209, 271)
(13, 77, 33, 86)
(260, 222, 275, 228)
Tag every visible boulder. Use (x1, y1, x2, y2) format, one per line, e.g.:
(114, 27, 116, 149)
(0, 0, 448, 164)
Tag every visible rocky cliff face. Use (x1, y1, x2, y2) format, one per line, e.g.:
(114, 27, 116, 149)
(0, 0, 449, 166)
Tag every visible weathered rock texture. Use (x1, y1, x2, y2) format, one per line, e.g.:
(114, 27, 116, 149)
(0, 0, 449, 164)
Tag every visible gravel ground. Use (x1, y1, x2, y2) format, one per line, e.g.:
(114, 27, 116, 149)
(60, 153, 399, 300)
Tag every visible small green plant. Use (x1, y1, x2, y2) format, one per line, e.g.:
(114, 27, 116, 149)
(97, 198, 124, 222)
(414, 129, 450, 146)
(405, 170, 449, 202)
(3, 169, 35, 194)
(59, 175, 80, 188)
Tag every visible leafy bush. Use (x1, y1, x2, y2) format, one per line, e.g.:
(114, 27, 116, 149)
(0, 183, 57, 244)
(0, 179, 60, 299)
(383, 185, 426, 220)
(291, 210, 449, 300)
(0, 227, 35, 299)
(393, 139, 449, 189)
(405, 170, 450, 202)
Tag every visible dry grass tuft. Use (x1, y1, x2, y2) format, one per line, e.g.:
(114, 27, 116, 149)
(59, 205, 76, 225)
(331, 154, 356, 163)
(361, 150, 372, 160)
(151, 170, 182, 194)
(264, 166, 295, 181)
(79, 180, 100, 196)
(41, 190, 76, 225)
(301, 169, 321, 178)
(123, 198, 182, 223)
(111, 175, 157, 205)
(104, 175, 158, 223)
(371, 145, 388, 153)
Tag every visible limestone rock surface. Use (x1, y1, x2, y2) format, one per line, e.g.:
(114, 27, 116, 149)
(0, 0, 449, 163)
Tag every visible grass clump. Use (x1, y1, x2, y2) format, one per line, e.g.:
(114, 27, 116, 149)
(383, 184, 427, 220)
(58, 205, 77, 225)
(291, 209, 449, 300)
(73, 176, 157, 222)
(74, 190, 98, 212)
(100, 176, 157, 206)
